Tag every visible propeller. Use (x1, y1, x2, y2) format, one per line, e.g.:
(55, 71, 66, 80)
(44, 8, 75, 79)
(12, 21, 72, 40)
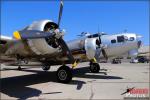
(56, 0, 75, 64)
(95, 32, 108, 62)
(95, 44, 108, 62)
(13, 0, 75, 65)
(101, 48, 108, 60)
(58, 0, 63, 27)
(13, 30, 54, 39)
(57, 38, 75, 64)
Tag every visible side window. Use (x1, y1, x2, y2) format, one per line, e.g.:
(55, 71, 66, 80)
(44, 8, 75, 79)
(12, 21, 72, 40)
(117, 36, 125, 42)
(111, 39, 116, 43)
(129, 37, 135, 41)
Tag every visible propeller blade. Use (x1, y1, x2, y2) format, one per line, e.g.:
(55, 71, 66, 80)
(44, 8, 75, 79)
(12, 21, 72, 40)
(137, 40, 142, 48)
(57, 0, 75, 64)
(13, 30, 54, 39)
(58, 0, 63, 27)
(57, 37, 75, 64)
(101, 49, 108, 60)
(95, 48, 101, 62)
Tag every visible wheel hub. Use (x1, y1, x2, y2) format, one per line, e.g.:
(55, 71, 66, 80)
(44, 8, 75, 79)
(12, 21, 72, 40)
(58, 70, 67, 80)
(91, 64, 97, 71)
(90, 63, 100, 73)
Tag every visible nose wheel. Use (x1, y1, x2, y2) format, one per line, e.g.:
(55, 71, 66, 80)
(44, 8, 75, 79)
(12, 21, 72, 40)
(56, 65, 72, 83)
(89, 63, 100, 73)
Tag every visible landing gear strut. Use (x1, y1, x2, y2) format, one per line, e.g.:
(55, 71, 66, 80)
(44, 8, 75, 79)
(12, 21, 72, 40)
(18, 66, 22, 70)
(89, 62, 100, 73)
(56, 65, 72, 83)
(17, 59, 22, 70)
(16, 54, 28, 71)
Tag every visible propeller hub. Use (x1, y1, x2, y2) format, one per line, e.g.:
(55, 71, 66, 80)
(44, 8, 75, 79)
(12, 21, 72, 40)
(53, 29, 64, 39)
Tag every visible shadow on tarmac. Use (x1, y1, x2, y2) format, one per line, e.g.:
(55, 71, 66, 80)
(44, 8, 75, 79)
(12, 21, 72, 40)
(0, 66, 123, 99)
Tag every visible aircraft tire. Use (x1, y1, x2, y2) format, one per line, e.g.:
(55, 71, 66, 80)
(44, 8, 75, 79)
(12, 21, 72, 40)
(57, 66, 72, 83)
(89, 63, 100, 73)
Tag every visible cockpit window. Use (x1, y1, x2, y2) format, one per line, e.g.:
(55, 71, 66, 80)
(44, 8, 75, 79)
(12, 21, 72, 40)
(117, 36, 125, 42)
(111, 39, 116, 43)
(93, 34, 99, 37)
(87, 34, 99, 38)
(129, 37, 135, 41)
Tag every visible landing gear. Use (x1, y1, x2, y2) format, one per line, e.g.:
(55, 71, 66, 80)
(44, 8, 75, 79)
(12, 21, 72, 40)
(56, 65, 72, 83)
(16, 54, 28, 70)
(42, 65, 50, 71)
(89, 62, 100, 73)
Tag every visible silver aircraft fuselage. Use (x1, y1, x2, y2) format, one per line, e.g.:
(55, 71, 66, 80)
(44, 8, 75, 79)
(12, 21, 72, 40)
(66, 33, 141, 60)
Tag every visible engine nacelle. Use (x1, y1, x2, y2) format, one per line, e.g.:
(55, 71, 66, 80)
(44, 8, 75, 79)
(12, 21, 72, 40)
(85, 38, 98, 60)
(66, 37, 99, 60)
(26, 20, 60, 55)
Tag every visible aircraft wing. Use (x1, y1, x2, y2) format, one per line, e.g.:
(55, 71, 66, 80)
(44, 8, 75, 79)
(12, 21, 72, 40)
(0, 35, 17, 63)
(0, 35, 70, 65)
(0, 35, 14, 52)
(0, 36, 15, 64)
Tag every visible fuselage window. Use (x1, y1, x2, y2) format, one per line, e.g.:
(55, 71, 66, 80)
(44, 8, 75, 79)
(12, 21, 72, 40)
(117, 36, 125, 42)
(129, 37, 135, 41)
(111, 39, 116, 43)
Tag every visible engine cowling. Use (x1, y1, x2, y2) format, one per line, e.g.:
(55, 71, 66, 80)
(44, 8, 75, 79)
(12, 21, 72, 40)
(85, 38, 99, 60)
(26, 20, 60, 55)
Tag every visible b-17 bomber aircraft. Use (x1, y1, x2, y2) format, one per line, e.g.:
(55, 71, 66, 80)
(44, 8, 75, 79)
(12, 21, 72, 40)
(66, 31, 142, 65)
(0, 0, 102, 83)
(0, 0, 142, 83)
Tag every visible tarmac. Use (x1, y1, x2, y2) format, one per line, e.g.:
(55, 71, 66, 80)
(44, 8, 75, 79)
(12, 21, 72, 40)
(0, 62, 149, 99)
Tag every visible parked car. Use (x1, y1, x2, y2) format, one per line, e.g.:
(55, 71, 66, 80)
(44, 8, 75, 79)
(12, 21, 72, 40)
(138, 57, 149, 63)
(130, 58, 138, 63)
(111, 58, 121, 64)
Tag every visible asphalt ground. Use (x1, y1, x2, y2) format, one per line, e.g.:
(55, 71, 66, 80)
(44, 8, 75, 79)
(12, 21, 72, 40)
(0, 62, 149, 99)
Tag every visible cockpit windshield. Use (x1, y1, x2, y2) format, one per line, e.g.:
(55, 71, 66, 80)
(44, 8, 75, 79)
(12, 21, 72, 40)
(87, 33, 99, 38)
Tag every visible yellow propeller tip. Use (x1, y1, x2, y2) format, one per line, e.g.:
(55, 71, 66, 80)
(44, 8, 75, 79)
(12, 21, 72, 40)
(13, 31, 21, 40)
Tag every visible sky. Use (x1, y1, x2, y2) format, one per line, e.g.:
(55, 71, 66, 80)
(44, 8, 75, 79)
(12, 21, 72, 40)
(1, 0, 149, 45)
